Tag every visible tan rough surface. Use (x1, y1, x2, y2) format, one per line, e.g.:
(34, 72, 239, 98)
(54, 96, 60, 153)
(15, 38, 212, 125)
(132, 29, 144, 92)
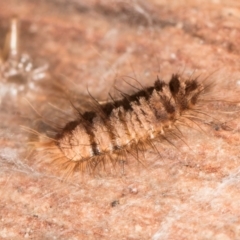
(1, 0, 240, 239)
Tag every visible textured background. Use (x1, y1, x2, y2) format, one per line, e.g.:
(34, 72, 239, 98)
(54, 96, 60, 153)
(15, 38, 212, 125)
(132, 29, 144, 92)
(1, 0, 240, 239)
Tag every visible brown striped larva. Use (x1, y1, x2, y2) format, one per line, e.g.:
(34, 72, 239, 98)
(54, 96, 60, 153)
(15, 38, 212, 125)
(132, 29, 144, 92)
(29, 73, 216, 178)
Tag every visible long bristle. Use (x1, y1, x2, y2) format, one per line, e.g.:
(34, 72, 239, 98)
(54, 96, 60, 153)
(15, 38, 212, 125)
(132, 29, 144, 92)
(26, 73, 234, 179)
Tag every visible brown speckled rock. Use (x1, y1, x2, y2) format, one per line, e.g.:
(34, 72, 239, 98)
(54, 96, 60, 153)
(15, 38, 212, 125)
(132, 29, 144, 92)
(1, 0, 240, 239)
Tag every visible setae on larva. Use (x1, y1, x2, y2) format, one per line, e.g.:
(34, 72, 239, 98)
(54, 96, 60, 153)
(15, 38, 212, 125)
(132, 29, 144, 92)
(30, 74, 210, 177)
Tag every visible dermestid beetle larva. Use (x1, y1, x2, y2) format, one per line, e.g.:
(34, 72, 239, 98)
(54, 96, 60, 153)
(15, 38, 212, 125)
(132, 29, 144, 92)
(28, 74, 215, 178)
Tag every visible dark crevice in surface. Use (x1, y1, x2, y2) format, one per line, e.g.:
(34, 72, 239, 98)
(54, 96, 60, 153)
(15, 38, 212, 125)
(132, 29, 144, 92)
(36, 0, 240, 54)
(27, 0, 177, 28)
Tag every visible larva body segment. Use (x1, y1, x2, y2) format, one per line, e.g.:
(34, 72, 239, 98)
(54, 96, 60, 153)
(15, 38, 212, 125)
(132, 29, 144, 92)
(41, 74, 204, 176)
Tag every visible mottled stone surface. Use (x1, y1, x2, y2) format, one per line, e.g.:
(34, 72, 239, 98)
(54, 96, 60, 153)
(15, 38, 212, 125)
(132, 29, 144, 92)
(1, 0, 240, 239)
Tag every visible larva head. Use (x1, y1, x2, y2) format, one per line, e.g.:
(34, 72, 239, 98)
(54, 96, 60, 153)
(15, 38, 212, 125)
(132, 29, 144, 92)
(169, 74, 203, 111)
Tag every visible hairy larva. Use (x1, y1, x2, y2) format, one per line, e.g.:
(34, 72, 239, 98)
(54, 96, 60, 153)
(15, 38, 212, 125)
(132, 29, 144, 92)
(28, 73, 215, 178)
